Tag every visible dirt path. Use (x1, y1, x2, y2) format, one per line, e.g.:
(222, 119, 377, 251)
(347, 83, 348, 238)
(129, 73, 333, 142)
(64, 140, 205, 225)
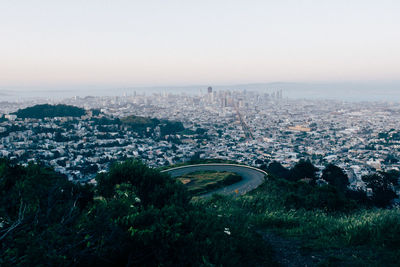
(259, 231, 321, 267)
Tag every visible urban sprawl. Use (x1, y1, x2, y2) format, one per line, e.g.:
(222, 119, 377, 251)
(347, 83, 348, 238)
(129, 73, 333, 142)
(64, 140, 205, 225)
(1, 88, 400, 192)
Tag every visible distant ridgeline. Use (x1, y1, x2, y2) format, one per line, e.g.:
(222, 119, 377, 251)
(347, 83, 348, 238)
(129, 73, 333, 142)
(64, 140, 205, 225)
(121, 115, 185, 136)
(14, 104, 86, 119)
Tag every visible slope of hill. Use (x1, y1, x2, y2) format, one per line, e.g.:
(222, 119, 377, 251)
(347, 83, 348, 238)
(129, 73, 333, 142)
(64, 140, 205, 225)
(208, 174, 400, 266)
(2, 157, 400, 266)
(0, 159, 273, 266)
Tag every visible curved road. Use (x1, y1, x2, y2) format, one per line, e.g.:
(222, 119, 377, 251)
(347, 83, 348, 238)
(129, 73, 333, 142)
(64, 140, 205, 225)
(161, 164, 267, 197)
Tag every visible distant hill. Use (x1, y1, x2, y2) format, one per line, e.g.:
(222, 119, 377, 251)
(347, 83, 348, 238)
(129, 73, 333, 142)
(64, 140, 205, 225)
(14, 104, 86, 119)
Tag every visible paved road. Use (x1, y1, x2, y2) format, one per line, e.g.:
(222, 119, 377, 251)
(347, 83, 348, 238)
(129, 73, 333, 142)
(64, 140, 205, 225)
(162, 164, 267, 197)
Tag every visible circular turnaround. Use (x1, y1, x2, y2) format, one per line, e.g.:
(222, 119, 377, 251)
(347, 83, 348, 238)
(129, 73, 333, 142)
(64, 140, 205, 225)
(162, 164, 267, 197)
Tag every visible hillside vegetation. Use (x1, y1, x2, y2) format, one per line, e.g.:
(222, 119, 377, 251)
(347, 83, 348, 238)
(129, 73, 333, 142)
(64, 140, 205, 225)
(0, 159, 273, 266)
(14, 104, 86, 119)
(202, 159, 400, 266)
(2, 157, 400, 266)
(121, 115, 184, 136)
(206, 175, 400, 266)
(120, 115, 157, 128)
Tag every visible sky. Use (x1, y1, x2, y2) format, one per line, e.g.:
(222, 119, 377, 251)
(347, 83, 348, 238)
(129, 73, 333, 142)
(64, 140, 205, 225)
(0, 0, 399, 90)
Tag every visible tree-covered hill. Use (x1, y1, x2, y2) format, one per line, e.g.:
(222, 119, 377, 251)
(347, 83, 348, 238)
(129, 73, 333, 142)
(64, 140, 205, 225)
(0, 159, 273, 266)
(121, 115, 185, 136)
(121, 115, 156, 126)
(14, 104, 86, 119)
(2, 156, 400, 266)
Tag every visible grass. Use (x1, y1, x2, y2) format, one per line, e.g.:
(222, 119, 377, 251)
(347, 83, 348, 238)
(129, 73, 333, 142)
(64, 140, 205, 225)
(198, 175, 400, 266)
(177, 171, 242, 195)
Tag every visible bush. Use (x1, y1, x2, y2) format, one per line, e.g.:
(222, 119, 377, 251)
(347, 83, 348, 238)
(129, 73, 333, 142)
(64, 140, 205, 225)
(283, 182, 349, 211)
(362, 172, 398, 207)
(288, 159, 319, 182)
(0, 159, 274, 266)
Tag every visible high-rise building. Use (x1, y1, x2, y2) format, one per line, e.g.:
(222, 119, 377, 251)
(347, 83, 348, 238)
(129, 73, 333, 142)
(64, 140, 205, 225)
(207, 86, 213, 94)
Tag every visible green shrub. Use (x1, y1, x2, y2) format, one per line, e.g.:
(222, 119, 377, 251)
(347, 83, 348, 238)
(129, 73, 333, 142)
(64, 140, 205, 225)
(0, 159, 275, 266)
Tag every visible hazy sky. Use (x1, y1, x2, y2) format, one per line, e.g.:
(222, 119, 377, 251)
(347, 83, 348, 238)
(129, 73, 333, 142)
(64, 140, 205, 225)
(1, 0, 399, 89)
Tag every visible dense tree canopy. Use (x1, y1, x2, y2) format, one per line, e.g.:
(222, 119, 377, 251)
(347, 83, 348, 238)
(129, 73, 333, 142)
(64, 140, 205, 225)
(0, 159, 271, 266)
(121, 115, 159, 129)
(266, 161, 290, 179)
(121, 115, 184, 137)
(160, 121, 185, 136)
(288, 159, 319, 182)
(261, 159, 400, 210)
(14, 104, 86, 119)
(0, 159, 93, 266)
(362, 171, 398, 207)
(321, 164, 349, 193)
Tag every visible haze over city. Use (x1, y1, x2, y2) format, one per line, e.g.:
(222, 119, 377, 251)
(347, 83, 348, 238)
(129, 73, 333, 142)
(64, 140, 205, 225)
(1, 0, 400, 100)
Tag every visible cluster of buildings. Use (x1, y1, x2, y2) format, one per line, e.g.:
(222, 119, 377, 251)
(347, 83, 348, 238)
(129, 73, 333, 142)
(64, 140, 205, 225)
(1, 89, 400, 190)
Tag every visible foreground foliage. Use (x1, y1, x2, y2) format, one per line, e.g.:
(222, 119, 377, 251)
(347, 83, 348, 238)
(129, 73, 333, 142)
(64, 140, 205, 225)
(265, 160, 398, 208)
(3, 156, 399, 266)
(205, 175, 400, 266)
(0, 159, 274, 266)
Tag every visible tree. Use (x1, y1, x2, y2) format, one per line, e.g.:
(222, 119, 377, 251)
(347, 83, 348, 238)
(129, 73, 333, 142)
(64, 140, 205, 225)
(160, 121, 185, 136)
(0, 159, 94, 266)
(266, 161, 290, 179)
(0, 159, 274, 266)
(14, 104, 85, 119)
(288, 159, 319, 182)
(362, 172, 397, 207)
(96, 160, 190, 207)
(345, 189, 370, 206)
(195, 127, 207, 135)
(381, 170, 400, 186)
(321, 164, 349, 193)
